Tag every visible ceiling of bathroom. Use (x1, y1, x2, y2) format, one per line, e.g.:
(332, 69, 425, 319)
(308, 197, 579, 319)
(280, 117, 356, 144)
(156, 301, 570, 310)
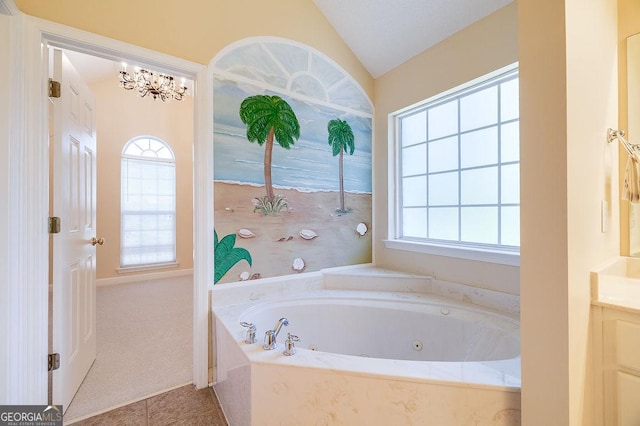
(63, 50, 120, 85)
(63, 0, 514, 83)
(312, 0, 513, 78)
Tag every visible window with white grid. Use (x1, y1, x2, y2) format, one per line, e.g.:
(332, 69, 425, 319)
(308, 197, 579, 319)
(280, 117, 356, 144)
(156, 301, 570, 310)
(392, 66, 520, 259)
(120, 136, 176, 268)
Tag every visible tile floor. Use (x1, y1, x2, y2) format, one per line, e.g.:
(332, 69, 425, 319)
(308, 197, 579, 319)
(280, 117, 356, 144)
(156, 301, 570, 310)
(68, 384, 228, 425)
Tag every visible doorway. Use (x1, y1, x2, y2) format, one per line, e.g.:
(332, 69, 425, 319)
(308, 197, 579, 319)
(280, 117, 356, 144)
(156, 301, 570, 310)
(6, 15, 211, 401)
(47, 46, 198, 419)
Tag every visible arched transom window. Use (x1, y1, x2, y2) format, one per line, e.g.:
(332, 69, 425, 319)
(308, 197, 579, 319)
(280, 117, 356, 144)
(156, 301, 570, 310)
(120, 136, 176, 268)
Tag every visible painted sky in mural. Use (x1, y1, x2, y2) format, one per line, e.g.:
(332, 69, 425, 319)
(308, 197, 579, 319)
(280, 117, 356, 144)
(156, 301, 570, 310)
(211, 37, 373, 284)
(213, 77, 372, 193)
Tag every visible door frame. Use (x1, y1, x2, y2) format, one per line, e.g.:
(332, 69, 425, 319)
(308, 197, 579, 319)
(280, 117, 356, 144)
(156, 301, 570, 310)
(7, 10, 212, 399)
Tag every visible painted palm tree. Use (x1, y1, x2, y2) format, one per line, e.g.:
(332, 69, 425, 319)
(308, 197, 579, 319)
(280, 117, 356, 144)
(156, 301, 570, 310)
(214, 229, 252, 284)
(239, 95, 300, 211)
(328, 118, 355, 212)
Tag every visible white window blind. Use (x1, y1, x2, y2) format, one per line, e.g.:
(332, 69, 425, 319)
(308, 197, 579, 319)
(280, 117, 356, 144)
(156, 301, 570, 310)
(120, 137, 176, 268)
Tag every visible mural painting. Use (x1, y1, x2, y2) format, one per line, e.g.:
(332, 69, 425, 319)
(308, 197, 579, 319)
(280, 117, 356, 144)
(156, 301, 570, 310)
(212, 37, 373, 284)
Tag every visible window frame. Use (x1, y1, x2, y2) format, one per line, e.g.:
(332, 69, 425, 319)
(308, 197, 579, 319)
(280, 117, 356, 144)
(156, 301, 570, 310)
(119, 135, 178, 270)
(385, 63, 520, 266)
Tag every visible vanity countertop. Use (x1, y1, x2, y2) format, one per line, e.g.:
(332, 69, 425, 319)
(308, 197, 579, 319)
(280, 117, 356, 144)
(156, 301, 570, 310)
(592, 257, 640, 314)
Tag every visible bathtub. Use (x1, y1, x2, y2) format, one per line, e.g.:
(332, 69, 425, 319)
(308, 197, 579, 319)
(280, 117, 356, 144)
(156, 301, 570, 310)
(240, 292, 519, 363)
(212, 267, 521, 425)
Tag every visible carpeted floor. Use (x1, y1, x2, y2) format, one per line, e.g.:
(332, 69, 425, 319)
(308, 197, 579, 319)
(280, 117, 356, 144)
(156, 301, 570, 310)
(63, 275, 193, 423)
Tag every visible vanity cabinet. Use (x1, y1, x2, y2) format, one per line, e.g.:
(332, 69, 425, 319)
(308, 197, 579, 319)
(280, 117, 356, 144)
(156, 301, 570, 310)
(599, 308, 640, 426)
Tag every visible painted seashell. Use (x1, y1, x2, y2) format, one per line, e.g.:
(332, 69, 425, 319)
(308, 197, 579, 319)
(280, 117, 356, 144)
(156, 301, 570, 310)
(292, 257, 305, 272)
(356, 222, 368, 236)
(299, 229, 318, 240)
(237, 228, 256, 238)
(239, 271, 250, 281)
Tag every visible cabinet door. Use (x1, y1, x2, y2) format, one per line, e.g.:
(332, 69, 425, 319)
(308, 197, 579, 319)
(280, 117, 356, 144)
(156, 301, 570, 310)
(618, 372, 640, 426)
(616, 320, 640, 371)
(603, 316, 640, 426)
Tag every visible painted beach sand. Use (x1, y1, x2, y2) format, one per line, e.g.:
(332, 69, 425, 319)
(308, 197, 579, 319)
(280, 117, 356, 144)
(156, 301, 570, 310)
(214, 182, 372, 284)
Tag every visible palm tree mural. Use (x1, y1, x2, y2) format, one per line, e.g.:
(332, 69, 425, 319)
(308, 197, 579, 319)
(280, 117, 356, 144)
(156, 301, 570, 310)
(328, 118, 355, 212)
(239, 95, 300, 213)
(214, 229, 252, 284)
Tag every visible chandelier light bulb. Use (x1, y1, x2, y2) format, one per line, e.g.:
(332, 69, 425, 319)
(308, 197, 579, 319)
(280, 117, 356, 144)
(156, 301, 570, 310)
(118, 66, 188, 102)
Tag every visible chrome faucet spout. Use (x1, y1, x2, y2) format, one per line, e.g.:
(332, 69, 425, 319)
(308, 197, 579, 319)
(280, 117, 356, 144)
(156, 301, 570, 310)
(272, 317, 289, 338)
(263, 317, 289, 350)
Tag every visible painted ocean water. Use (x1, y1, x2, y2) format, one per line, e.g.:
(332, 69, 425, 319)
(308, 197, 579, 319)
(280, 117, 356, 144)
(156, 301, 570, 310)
(213, 78, 373, 194)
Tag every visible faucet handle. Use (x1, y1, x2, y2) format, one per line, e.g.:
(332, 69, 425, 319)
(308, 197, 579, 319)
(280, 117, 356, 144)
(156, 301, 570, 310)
(283, 333, 300, 356)
(240, 322, 256, 344)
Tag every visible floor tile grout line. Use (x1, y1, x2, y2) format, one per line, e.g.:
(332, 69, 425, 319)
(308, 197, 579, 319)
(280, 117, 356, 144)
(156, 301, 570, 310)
(68, 384, 228, 425)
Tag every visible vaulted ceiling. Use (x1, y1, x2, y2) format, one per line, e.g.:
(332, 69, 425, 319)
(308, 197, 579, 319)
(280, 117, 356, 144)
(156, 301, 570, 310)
(64, 0, 514, 84)
(313, 0, 513, 78)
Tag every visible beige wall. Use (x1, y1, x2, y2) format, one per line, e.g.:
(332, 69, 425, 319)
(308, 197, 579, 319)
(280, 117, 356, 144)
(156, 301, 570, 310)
(520, 0, 619, 424)
(91, 78, 194, 279)
(619, 0, 640, 255)
(13, 0, 373, 101)
(566, 0, 619, 422)
(373, 3, 520, 296)
(13, 0, 377, 279)
(16, 0, 632, 423)
(375, 0, 620, 423)
(518, 0, 570, 421)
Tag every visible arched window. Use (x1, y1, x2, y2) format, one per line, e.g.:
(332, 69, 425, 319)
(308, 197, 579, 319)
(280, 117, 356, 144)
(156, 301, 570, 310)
(120, 136, 176, 268)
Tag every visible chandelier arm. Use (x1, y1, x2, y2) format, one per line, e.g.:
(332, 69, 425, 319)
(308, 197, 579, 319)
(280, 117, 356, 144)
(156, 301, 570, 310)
(118, 68, 188, 102)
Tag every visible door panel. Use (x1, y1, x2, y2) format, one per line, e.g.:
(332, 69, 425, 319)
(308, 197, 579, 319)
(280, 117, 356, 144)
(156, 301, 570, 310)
(51, 48, 98, 412)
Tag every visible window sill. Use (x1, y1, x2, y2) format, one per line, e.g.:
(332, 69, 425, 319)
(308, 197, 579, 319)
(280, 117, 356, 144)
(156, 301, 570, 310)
(117, 262, 180, 274)
(383, 239, 519, 266)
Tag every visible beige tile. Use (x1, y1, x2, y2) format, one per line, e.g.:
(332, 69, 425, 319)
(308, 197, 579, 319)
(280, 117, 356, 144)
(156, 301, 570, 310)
(147, 385, 226, 426)
(70, 400, 147, 426)
(68, 385, 227, 426)
(208, 388, 229, 426)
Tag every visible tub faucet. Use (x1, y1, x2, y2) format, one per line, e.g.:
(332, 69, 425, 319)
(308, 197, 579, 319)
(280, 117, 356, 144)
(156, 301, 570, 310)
(240, 322, 256, 344)
(283, 333, 300, 356)
(263, 317, 289, 350)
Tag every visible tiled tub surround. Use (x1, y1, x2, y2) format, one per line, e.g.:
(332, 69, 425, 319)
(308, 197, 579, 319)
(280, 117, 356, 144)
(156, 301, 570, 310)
(211, 265, 521, 425)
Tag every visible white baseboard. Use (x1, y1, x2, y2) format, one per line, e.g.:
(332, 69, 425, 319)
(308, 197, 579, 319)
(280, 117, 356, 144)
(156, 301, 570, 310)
(97, 268, 194, 287)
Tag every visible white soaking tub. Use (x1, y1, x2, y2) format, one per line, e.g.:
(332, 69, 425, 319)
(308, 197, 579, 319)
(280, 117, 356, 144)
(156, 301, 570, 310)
(213, 274, 521, 426)
(240, 292, 519, 363)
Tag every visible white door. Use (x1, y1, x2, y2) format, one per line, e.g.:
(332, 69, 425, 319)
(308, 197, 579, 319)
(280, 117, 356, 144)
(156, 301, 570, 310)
(51, 48, 99, 411)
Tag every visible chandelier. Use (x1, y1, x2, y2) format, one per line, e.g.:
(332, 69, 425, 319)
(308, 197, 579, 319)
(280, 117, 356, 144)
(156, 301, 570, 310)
(118, 64, 188, 101)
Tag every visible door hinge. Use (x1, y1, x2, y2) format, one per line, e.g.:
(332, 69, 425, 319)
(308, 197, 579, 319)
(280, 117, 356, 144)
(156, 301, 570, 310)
(48, 79, 61, 98)
(48, 216, 61, 234)
(48, 353, 60, 371)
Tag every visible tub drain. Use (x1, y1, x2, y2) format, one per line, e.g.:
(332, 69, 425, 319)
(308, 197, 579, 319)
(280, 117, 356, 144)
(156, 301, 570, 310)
(412, 340, 423, 351)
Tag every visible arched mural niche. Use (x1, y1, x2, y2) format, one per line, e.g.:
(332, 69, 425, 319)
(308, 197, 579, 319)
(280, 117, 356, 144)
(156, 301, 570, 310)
(211, 36, 373, 284)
